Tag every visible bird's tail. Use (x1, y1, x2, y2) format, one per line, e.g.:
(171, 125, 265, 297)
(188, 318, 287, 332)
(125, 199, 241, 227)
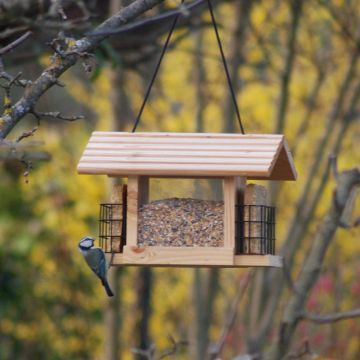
(101, 279, 114, 297)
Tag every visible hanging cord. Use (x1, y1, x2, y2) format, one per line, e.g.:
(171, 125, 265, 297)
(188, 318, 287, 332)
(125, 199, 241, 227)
(206, 0, 244, 134)
(132, 0, 185, 132)
(132, 0, 245, 134)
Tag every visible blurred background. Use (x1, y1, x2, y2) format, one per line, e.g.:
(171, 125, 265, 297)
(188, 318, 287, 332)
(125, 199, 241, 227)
(0, 0, 359, 359)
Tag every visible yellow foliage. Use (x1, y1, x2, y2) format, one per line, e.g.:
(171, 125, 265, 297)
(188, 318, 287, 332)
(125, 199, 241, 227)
(2, 1, 359, 358)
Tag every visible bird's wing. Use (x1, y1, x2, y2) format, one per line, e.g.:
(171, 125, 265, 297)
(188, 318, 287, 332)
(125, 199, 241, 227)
(84, 248, 107, 280)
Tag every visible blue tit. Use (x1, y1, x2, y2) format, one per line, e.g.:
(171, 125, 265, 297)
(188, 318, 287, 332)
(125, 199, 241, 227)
(78, 236, 114, 297)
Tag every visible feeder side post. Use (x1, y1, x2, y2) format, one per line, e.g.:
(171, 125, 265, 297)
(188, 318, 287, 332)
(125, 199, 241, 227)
(110, 183, 123, 253)
(127, 175, 140, 247)
(224, 177, 246, 251)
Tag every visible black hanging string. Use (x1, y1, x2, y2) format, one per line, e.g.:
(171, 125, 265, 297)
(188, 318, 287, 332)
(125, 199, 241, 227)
(132, 0, 185, 132)
(132, 0, 245, 134)
(206, 0, 245, 134)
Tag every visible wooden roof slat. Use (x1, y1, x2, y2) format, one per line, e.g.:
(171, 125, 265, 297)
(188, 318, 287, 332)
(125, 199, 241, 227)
(90, 137, 282, 145)
(92, 131, 284, 139)
(78, 163, 270, 177)
(86, 143, 279, 151)
(77, 132, 297, 180)
(83, 150, 276, 158)
(80, 156, 272, 165)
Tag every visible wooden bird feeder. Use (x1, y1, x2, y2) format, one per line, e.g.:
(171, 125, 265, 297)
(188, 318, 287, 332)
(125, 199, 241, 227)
(77, 131, 297, 268)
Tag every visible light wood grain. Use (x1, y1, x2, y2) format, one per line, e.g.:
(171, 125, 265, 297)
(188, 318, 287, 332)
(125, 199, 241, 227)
(80, 157, 273, 165)
(92, 132, 284, 139)
(111, 252, 282, 268)
(84, 149, 275, 158)
(78, 164, 270, 177)
(233, 255, 282, 267)
(86, 143, 279, 151)
(90, 137, 281, 145)
(224, 177, 235, 249)
(123, 246, 234, 265)
(224, 177, 245, 249)
(126, 176, 139, 247)
(79, 163, 270, 171)
(78, 132, 297, 180)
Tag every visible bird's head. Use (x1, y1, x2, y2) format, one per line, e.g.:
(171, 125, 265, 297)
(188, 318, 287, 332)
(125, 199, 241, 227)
(79, 236, 95, 251)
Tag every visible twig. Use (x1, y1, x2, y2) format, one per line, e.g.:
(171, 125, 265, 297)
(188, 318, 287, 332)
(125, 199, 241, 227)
(209, 270, 254, 359)
(329, 154, 338, 179)
(282, 259, 299, 294)
(0, 151, 50, 161)
(32, 111, 84, 122)
(0, 139, 44, 149)
(158, 336, 188, 359)
(0, 0, 166, 139)
(286, 340, 313, 359)
(16, 126, 38, 142)
(132, 343, 156, 359)
(317, 0, 360, 51)
(131, 336, 188, 360)
(87, 0, 205, 37)
(272, 166, 360, 359)
(0, 26, 29, 40)
(300, 308, 360, 324)
(0, 31, 32, 56)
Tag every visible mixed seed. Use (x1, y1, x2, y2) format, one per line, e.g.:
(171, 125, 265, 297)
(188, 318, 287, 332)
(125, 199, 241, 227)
(138, 198, 224, 247)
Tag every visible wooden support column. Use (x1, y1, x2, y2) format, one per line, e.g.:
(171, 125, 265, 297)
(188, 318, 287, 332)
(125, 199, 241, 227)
(223, 177, 246, 252)
(126, 176, 140, 247)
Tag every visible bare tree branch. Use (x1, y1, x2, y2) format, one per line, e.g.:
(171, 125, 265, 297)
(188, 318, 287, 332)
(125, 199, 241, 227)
(87, 0, 206, 37)
(268, 165, 360, 359)
(131, 336, 188, 360)
(209, 270, 254, 360)
(300, 309, 360, 324)
(273, 0, 303, 135)
(0, 0, 166, 139)
(223, 0, 253, 133)
(285, 340, 314, 359)
(292, 69, 326, 157)
(269, 0, 303, 205)
(15, 126, 38, 142)
(32, 111, 84, 122)
(317, 0, 360, 51)
(251, 54, 360, 351)
(0, 31, 32, 56)
(158, 336, 188, 359)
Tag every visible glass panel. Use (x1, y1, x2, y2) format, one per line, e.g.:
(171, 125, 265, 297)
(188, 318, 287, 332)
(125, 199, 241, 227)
(138, 178, 224, 247)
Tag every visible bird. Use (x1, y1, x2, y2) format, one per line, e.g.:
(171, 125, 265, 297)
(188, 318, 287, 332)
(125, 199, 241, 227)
(78, 236, 114, 297)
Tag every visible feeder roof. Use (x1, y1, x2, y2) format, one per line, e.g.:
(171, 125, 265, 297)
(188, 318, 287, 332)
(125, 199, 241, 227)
(77, 132, 297, 180)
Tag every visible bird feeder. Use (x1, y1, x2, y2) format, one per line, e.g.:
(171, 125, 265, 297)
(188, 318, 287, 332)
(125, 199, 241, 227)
(77, 131, 296, 267)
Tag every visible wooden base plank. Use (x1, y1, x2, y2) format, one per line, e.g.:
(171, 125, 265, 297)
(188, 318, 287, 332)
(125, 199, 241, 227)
(233, 255, 282, 268)
(110, 250, 282, 268)
(123, 246, 234, 266)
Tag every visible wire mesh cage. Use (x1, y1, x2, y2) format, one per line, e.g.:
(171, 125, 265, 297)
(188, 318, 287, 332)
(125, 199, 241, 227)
(235, 205, 275, 255)
(99, 203, 126, 253)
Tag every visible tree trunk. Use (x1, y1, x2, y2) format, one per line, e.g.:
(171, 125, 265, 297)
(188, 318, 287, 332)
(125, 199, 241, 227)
(193, 268, 220, 360)
(134, 267, 153, 358)
(247, 51, 360, 354)
(267, 167, 360, 359)
(223, 0, 253, 133)
(269, 0, 303, 206)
